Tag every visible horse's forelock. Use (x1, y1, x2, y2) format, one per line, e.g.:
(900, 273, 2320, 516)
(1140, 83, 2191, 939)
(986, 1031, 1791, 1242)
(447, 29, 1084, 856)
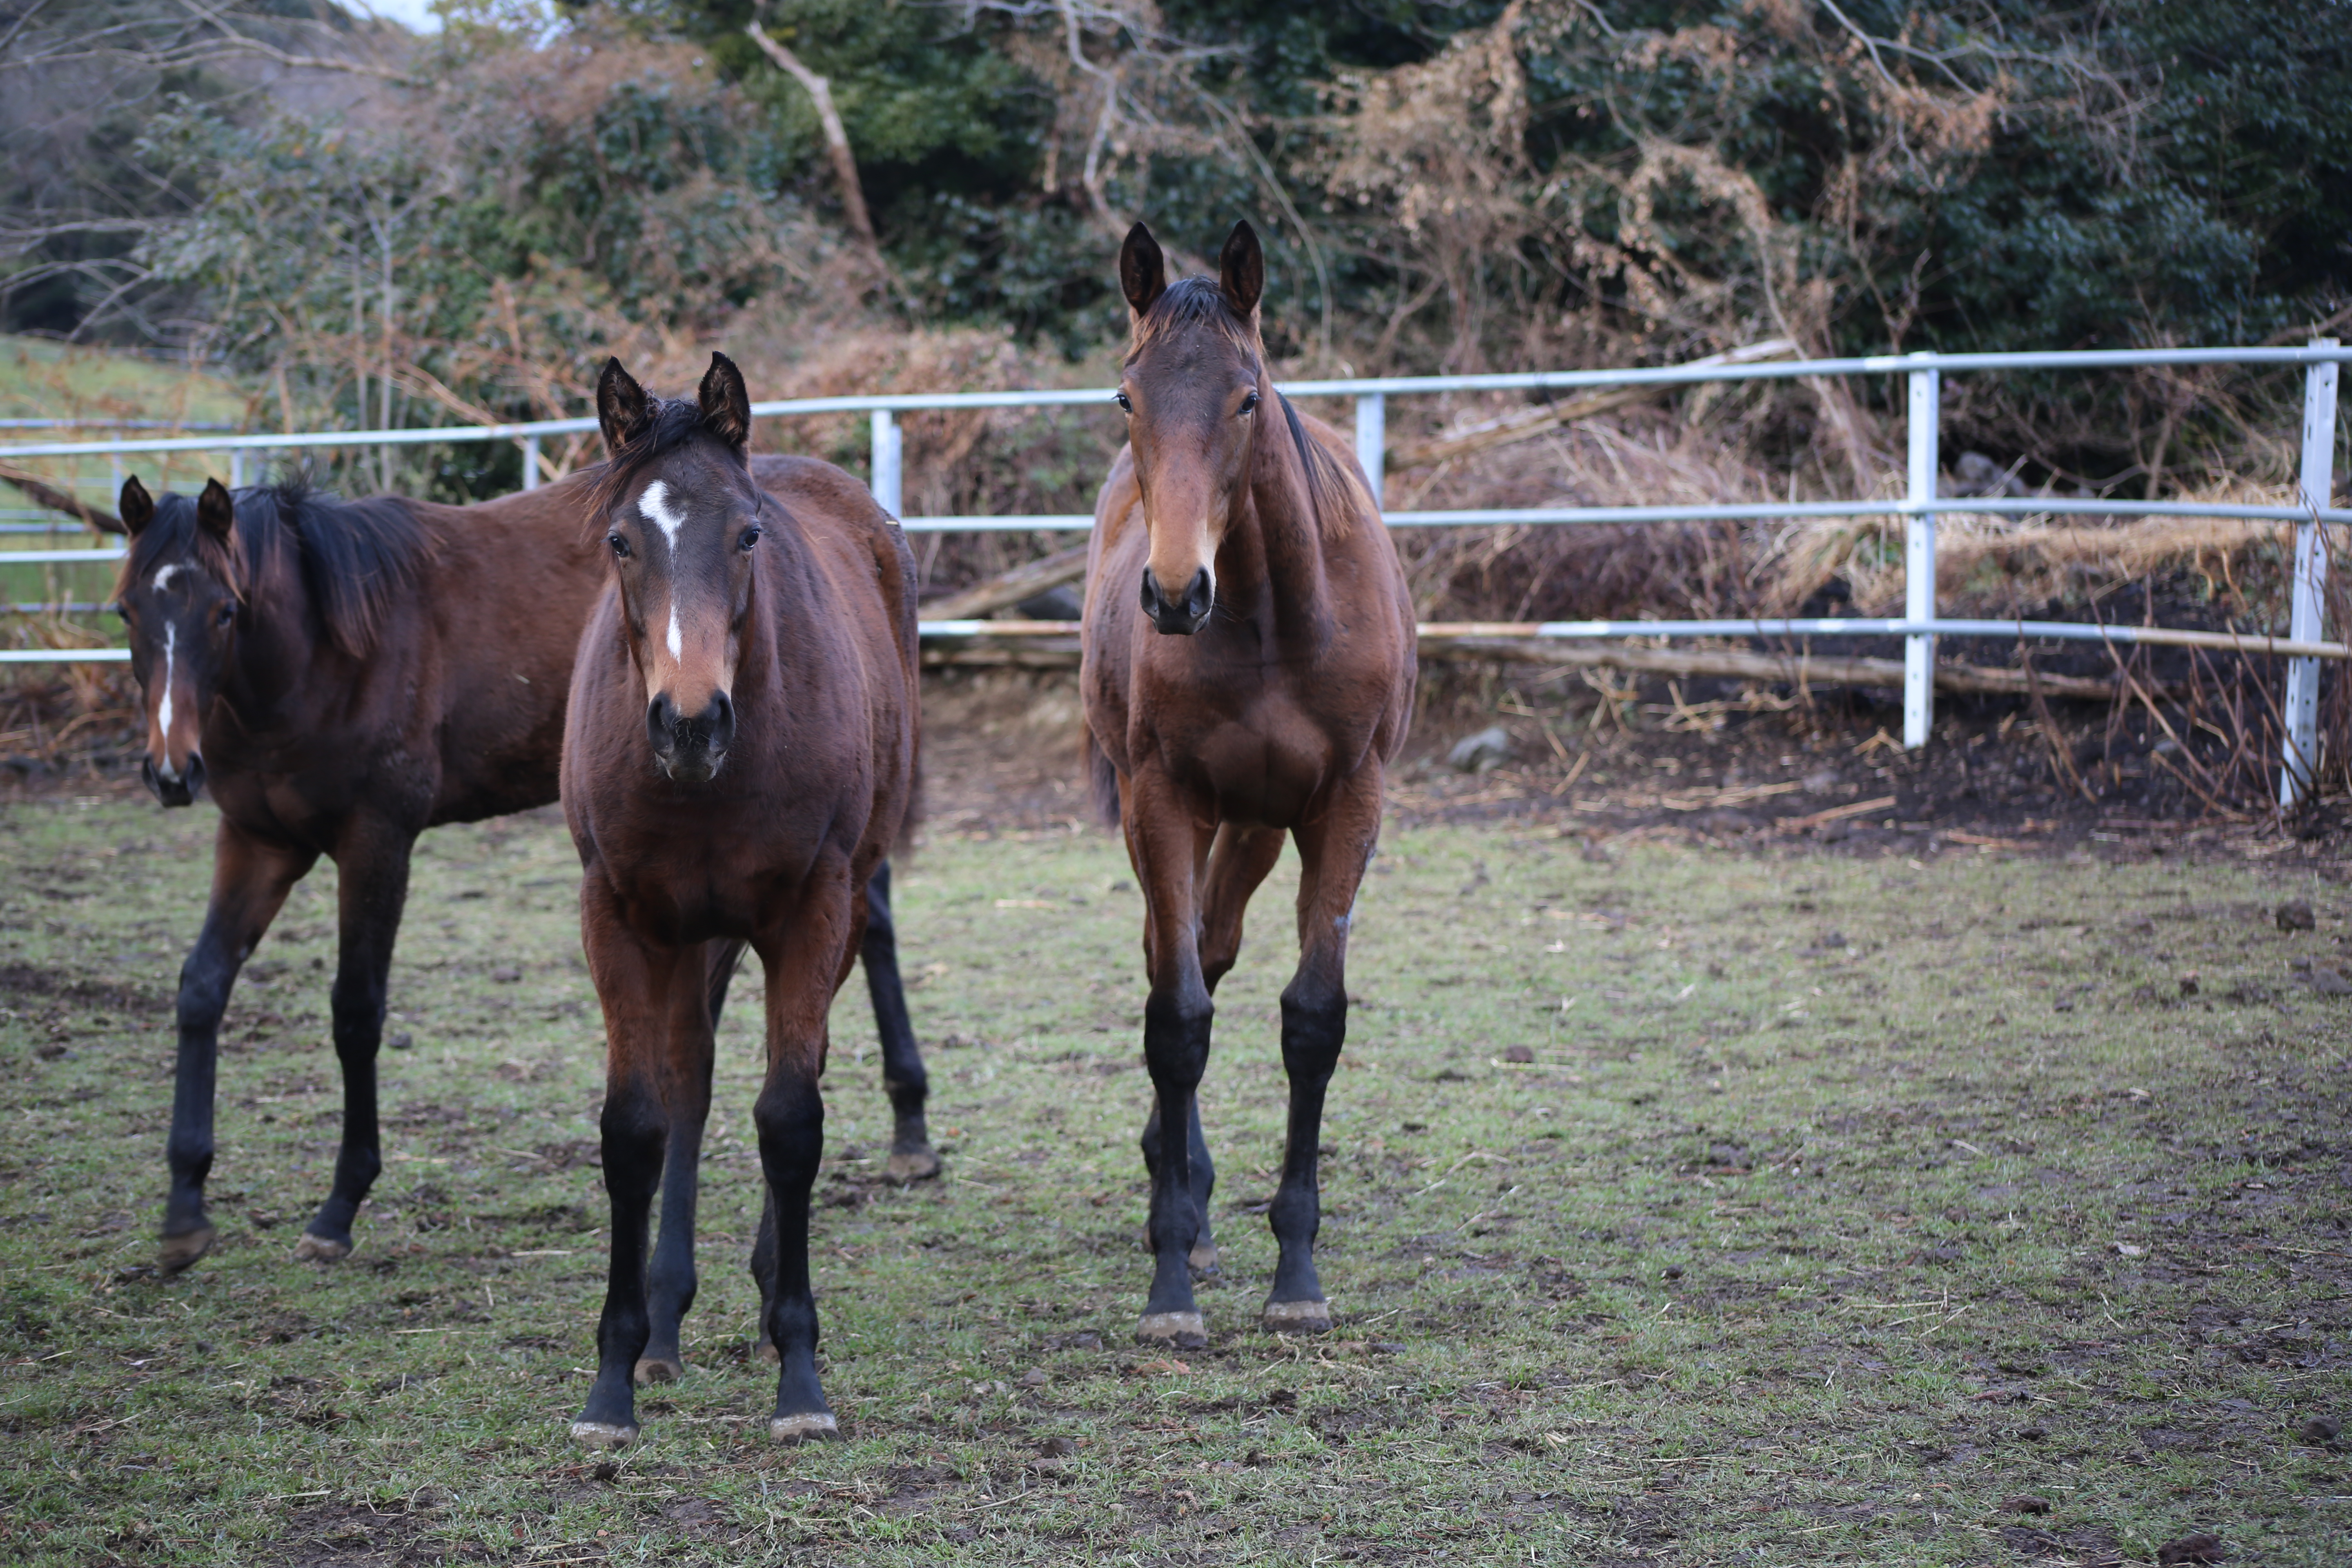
(116, 490, 253, 608)
(585, 396, 735, 537)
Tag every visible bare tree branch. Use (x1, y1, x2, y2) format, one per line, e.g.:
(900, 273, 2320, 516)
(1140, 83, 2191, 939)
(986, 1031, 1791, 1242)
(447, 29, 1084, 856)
(745, 20, 886, 281)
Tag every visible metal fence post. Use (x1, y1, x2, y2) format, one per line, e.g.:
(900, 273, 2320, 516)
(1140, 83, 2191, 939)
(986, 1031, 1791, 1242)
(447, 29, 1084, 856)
(230, 445, 247, 490)
(521, 434, 541, 492)
(2282, 338, 2341, 806)
(870, 409, 902, 518)
(1903, 354, 1940, 748)
(1355, 392, 1385, 510)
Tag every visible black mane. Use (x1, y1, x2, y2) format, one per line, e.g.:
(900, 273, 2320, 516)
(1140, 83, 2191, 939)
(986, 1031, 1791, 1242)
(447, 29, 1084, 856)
(126, 481, 431, 659)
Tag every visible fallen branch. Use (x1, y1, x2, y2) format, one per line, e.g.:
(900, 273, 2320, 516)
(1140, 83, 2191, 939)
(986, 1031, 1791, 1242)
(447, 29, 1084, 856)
(1775, 795, 1899, 833)
(0, 463, 120, 532)
(911, 621, 2129, 697)
(922, 544, 1089, 621)
(1387, 340, 1798, 471)
(1421, 635, 2124, 699)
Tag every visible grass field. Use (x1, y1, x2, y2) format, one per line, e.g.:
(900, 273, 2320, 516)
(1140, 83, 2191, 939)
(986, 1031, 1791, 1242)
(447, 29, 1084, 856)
(1, 798, 2347, 1565)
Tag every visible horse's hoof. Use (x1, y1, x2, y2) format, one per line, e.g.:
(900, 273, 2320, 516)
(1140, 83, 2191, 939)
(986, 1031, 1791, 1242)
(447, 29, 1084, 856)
(633, 1355, 684, 1386)
(569, 1419, 638, 1449)
(751, 1336, 780, 1365)
(292, 1232, 351, 1263)
(884, 1146, 942, 1184)
(1188, 1242, 1220, 1275)
(1136, 1311, 1207, 1350)
(1263, 1298, 1333, 1334)
(158, 1225, 216, 1275)
(768, 1412, 839, 1444)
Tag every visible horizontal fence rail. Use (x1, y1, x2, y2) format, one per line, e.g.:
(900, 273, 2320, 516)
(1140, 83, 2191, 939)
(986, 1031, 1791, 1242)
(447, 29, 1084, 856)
(5, 343, 2345, 797)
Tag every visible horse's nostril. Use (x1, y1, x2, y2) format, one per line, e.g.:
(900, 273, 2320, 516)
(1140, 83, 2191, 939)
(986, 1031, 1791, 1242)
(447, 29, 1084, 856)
(1137, 565, 1162, 616)
(706, 691, 734, 737)
(1183, 567, 1212, 618)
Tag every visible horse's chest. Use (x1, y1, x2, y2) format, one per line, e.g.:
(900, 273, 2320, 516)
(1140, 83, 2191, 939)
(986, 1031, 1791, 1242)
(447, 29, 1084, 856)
(1154, 686, 1338, 825)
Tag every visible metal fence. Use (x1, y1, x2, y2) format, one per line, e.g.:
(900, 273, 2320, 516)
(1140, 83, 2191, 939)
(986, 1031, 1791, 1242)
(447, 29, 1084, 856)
(4, 343, 2346, 800)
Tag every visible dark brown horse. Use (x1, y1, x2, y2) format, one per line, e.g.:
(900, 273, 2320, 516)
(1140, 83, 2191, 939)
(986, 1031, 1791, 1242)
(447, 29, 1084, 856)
(1080, 222, 1415, 1347)
(116, 465, 937, 1372)
(563, 354, 918, 1447)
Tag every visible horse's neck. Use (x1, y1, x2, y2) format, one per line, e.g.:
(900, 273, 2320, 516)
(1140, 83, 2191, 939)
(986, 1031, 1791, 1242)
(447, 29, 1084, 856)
(220, 567, 319, 730)
(1228, 422, 1332, 645)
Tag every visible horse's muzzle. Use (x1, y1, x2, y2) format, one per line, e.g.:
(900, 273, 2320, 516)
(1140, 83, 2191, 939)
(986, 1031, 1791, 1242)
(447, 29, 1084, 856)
(647, 691, 735, 784)
(143, 753, 203, 807)
(1140, 565, 1213, 636)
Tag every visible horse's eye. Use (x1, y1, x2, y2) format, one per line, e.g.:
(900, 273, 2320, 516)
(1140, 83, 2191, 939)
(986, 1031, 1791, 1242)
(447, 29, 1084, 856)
(114, 604, 131, 624)
(1238, 391, 1260, 416)
(1114, 391, 1133, 414)
(215, 602, 235, 628)
(608, 533, 632, 559)
(739, 525, 762, 552)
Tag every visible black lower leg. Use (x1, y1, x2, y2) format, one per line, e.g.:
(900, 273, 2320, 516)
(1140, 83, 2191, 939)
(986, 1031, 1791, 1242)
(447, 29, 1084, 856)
(1139, 987, 1212, 1337)
(754, 1074, 833, 1438)
(300, 967, 386, 1256)
(1139, 1096, 1216, 1269)
(576, 1088, 665, 1441)
(861, 863, 937, 1179)
(639, 1115, 704, 1381)
(161, 940, 237, 1270)
(1267, 981, 1345, 1315)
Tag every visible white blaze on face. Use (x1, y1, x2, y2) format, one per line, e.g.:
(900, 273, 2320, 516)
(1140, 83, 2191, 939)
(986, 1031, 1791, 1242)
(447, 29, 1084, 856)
(152, 564, 182, 592)
(666, 604, 682, 662)
(639, 480, 687, 550)
(156, 623, 179, 781)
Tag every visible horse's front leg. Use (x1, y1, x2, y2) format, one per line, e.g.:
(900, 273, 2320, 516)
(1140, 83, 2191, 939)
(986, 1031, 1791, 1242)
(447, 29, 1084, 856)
(1263, 770, 1385, 1333)
(1142, 824, 1286, 1274)
(751, 856, 860, 1442)
(572, 883, 693, 1448)
(160, 822, 316, 1272)
(860, 860, 940, 1183)
(1126, 775, 1218, 1349)
(639, 940, 728, 1385)
(296, 818, 418, 1261)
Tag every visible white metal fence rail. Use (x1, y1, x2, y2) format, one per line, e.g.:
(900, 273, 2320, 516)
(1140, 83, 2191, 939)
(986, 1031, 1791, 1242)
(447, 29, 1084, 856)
(5, 343, 2347, 799)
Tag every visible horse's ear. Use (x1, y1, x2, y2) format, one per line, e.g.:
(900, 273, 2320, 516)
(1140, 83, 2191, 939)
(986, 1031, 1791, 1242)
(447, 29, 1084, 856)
(597, 356, 653, 454)
(119, 475, 155, 537)
(196, 478, 235, 543)
(697, 352, 752, 454)
(1119, 221, 1167, 319)
(1217, 220, 1263, 320)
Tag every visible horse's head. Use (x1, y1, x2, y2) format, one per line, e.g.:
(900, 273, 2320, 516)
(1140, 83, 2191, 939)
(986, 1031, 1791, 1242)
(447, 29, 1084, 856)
(592, 352, 765, 785)
(1116, 220, 1268, 635)
(115, 476, 243, 806)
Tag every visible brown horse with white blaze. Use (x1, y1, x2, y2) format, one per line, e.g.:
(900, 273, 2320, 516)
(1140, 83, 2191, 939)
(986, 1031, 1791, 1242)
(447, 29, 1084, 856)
(114, 467, 940, 1390)
(564, 354, 918, 1447)
(1081, 221, 1416, 1348)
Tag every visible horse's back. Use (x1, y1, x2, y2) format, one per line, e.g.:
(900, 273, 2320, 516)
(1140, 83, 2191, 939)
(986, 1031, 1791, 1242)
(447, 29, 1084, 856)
(402, 476, 609, 823)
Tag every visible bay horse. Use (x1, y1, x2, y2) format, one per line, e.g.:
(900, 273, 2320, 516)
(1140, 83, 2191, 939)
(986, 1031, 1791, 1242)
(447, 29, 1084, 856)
(562, 353, 918, 1447)
(116, 463, 936, 1376)
(1080, 221, 1415, 1348)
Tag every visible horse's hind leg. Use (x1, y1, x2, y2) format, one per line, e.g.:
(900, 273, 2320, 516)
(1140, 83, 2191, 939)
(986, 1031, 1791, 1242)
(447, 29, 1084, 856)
(860, 861, 940, 1183)
(1140, 1096, 1218, 1274)
(296, 819, 415, 1263)
(638, 940, 734, 1384)
(161, 823, 315, 1272)
(1263, 772, 1384, 1335)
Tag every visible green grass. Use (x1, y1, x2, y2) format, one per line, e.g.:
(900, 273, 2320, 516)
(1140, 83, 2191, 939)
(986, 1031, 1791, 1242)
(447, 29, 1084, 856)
(0, 799, 2347, 1564)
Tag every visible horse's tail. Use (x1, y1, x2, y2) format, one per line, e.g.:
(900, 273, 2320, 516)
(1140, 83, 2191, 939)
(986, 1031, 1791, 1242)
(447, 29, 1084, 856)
(1084, 730, 1120, 828)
